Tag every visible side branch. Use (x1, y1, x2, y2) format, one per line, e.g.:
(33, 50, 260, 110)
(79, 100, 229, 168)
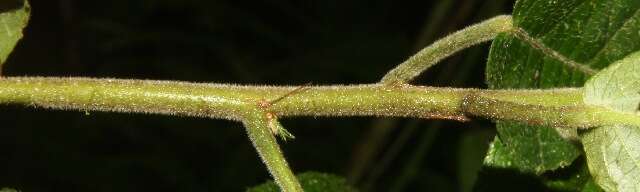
(379, 15, 596, 85)
(243, 109, 302, 192)
(380, 15, 513, 84)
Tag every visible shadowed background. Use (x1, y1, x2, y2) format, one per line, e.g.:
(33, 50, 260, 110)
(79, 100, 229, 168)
(0, 0, 517, 191)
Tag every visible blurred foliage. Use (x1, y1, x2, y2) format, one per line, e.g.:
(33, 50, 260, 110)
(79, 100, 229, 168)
(0, 0, 29, 72)
(0, 0, 530, 191)
(0, 188, 18, 192)
(247, 171, 356, 192)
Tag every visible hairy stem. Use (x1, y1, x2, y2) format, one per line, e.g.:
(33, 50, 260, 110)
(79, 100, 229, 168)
(380, 15, 513, 84)
(380, 15, 597, 85)
(1, 76, 639, 191)
(0, 77, 634, 129)
(243, 109, 302, 192)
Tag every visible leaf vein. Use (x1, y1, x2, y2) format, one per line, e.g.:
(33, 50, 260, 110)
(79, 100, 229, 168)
(588, 5, 640, 66)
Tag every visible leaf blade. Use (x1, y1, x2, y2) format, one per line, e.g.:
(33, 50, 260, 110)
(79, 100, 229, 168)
(582, 125, 640, 192)
(0, 0, 30, 73)
(485, 0, 640, 174)
(584, 51, 640, 113)
(581, 39, 640, 191)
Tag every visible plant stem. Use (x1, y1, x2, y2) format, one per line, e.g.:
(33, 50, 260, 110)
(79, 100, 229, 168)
(1, 77, 639, 191)
(0, 77, 634, 129)
(380, 14, 597, 85)
(380, 15, 513, 84)
(243, 108, 303, 192)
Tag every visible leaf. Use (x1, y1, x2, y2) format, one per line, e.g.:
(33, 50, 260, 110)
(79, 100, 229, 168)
(582, 125, 640, 192)
(584, 51, 640, 113)
(484, 0, 640, 173)
(0, 188, 18, 192)
(484, 122, 580, 173)
(0, 0, 29, 73)
(583, 180, 607, 192)
(246, 172, 357, 192)
(542, 158, 604, 192)
(457, 130, 493, 192)
(581, 51, 640, 191)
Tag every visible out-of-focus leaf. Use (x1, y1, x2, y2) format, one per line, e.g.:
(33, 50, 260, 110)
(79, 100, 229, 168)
(543, 159, 603, 192)
(582, 180, 606, 192)
(0, 188, 18, 192)
(484, 0, 640, 173)
(0, 0, 29, 73)
(457, 129, 493, 192)
(246, 172, 357, 192)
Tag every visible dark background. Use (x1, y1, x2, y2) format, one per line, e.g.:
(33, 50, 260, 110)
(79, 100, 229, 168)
(0, 0, 518, 191)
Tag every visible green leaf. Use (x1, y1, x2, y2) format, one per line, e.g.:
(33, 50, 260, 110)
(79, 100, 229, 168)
(583, 180, 606, 192)
(581, 50, 640, 191)
(0, 0, 30, 73)
(542, 159, 604, 192)
(484, 122, 579, 173)
(485, 0, 640, 173)
(0, 188, 18, 192)
(582, 125, 640, 192)
(458, 130, 493, 192)
(584, 51, 640, 113)
(246, 172, 358, 192)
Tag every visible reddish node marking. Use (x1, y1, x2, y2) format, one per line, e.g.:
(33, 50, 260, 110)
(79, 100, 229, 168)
(258, 99, 271, 109)
(257, 83, 312, 109)
(270, 82, 312, 105)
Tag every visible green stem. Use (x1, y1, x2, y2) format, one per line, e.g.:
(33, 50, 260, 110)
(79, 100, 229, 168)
(0, 77, 639, 191)
(0, 77, 635, 129)
(380, 14, 597, 85)
(243, 109, 303, 192)
(380, 15, 513, 84)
